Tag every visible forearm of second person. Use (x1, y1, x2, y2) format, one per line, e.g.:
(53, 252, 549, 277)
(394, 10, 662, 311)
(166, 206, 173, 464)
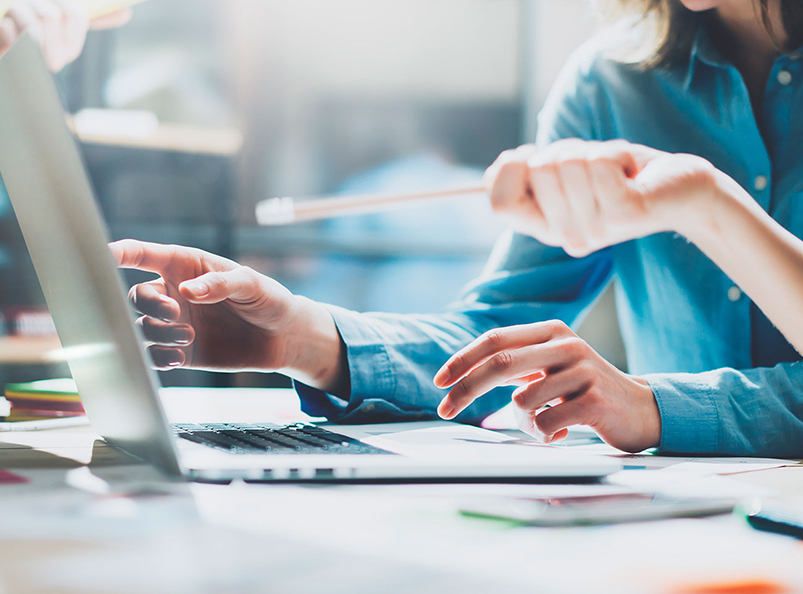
(680, 172, 803, 355)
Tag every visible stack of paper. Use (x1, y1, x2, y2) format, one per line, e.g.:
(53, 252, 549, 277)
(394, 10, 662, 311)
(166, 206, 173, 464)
(3, 378, 84, 422)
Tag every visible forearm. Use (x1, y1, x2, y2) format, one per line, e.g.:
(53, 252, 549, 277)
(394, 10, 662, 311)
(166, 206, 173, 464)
(678, 171, 803, 355)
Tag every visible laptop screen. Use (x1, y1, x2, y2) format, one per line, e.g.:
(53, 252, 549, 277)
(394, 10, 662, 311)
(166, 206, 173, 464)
(0, 34, 182, 476)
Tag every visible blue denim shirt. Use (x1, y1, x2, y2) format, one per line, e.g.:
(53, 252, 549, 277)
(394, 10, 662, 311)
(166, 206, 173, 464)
(298, 26, 802, 457)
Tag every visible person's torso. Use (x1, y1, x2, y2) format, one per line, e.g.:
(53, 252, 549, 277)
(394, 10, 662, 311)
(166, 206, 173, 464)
(584, 31, 803, 373)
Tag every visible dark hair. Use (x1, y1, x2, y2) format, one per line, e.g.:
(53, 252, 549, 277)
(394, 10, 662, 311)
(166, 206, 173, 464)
(602, 0, 803, 67)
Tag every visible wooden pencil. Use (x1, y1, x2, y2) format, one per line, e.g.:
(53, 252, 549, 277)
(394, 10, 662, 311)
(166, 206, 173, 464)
(256, 184, 487, 226)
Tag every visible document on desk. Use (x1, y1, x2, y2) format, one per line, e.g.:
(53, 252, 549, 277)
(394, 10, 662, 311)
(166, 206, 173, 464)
(564, 440, 799, 474)
(0, 0, 148, 19)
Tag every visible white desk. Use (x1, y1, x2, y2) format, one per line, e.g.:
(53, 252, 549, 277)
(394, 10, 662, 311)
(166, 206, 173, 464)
(0, 388, 800, 594)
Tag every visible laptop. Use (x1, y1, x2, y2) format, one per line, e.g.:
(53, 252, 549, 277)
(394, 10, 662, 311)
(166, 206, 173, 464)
(0, 35, 621, 482)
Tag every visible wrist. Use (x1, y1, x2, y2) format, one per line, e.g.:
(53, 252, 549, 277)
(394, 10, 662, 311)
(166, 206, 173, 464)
(281, 297, 350, 396)
(633, 376, 662, 451)
(668, 162, 727, 241)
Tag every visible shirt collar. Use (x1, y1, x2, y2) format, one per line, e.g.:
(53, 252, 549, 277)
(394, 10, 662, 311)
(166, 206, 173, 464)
(683, 24, 730, 90)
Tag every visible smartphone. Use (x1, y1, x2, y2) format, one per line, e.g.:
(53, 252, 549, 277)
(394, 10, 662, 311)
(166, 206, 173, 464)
(746, 505, 803, 540)
(460, 492, 736, 526)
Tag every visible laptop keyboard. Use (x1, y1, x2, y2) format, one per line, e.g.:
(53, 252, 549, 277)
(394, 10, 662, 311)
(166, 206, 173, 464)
(173, 423, 394, 455)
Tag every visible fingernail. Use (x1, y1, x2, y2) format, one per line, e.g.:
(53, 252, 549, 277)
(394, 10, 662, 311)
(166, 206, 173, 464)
(185, 281, 209, 297)
(438, 402, 456, 420)
(433, 368, 451, 387)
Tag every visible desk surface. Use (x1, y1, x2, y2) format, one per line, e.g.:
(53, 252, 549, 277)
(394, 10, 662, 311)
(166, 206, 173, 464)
(0, 387, 800, 594)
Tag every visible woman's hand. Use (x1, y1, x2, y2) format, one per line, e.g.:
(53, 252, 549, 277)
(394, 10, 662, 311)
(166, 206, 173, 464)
(433, 321, 661, 453)
(0, 1, 132, 72)
(483, 139, 719, 257)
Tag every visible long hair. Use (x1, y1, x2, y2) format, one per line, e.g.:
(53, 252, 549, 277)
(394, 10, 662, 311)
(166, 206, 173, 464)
(601, 0, 803, 68)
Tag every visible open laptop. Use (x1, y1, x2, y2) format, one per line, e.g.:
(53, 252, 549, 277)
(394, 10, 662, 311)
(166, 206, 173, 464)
(0, 35, 621, 482)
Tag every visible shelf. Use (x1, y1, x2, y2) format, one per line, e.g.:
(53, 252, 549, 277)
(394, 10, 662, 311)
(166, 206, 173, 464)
(0, 337, 64, 365)
(72, 118, 244, 157)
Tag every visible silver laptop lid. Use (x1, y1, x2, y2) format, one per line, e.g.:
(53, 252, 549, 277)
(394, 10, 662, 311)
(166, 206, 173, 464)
(0, 35, 183, 477)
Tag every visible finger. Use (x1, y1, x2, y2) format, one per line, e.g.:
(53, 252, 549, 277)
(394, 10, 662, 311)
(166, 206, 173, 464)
(557, 158, 598, 249)
(622, 143, 665, 173)
(485, 152, 531, 211)
(513, 403, 547, 442)
(52, 0, 88, 66)
(434, 320, 571, 388)
(5, 4, 43, 46)
(179, 267, 264, 306)
(438, 337, 587, 420)
(527, 158, 569, 241)
(0, 18, 20, 53)
(129, 281, 180, 322)
(587, 157, 633, 222)
(534, 396, 596, 441)
(505, 371, 547, 387)
(137, 316, 195, 347)
(511, 366, 591, 412)
(514, 402, 573, 443)
(545, 429, 570, 444)
(147, 345, 185, 370)
(29, 0, 66, 71)
(110, 239, 234, 278)
(586, 148, 651, 234)
(89, 8, 132, 29)
(110, 239, 187, 275)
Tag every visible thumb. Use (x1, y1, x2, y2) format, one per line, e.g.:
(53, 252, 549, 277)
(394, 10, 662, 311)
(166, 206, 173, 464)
(626, 143, 667, 175)
(179, 267, 263, 305)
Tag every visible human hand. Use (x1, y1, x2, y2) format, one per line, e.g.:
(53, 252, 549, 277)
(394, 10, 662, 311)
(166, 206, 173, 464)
(0, 1, 132, 72)
(433, 321, 661, 453)
(483, 139, 719, 257)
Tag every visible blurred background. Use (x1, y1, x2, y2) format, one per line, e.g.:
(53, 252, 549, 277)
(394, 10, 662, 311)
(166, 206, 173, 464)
(0, 0, 623, 390)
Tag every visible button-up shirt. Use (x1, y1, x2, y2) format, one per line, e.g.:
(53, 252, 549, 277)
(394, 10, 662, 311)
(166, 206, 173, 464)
(298, 23, 803, 458)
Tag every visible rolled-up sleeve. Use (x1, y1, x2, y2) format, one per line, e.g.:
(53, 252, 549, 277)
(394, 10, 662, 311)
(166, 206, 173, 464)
(648, 363, 803, 458)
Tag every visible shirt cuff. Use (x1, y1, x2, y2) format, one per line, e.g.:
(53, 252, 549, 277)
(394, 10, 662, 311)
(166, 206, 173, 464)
(324, 304, 395, 401)
(645, 373, 720, 454)
(293, 304, 396, 421)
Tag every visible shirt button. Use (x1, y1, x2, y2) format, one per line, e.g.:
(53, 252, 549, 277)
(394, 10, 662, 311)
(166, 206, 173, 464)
(754, 175, 768, 191)
(778, 70, 793, 85)
(728, 286, 743, 302)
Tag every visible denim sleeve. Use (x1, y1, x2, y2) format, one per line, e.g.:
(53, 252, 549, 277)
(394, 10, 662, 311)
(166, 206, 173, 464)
(296, 45, 610, 424)
(647, 363, 803, 458)
(298, 233, 613, 425)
